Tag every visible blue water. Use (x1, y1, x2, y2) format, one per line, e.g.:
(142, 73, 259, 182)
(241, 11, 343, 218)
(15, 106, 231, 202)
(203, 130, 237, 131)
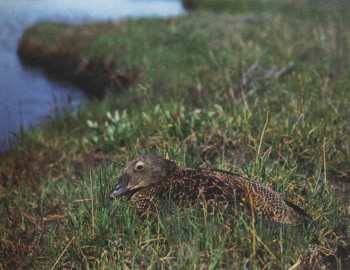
(0, 0, 184, 151)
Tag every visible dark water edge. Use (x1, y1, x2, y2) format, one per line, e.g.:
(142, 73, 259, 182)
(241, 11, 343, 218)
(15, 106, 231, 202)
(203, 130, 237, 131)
(0, 0, 184, 153)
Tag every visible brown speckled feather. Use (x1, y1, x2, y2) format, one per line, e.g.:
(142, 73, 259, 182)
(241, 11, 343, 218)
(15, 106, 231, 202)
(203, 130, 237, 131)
(109, 154, 311, 225)
(208, 169, 310, 224)
(129, 168, 244, 216)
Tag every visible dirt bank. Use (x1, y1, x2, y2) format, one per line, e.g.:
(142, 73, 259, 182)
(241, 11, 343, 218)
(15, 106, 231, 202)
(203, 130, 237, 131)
(17, 39, 136, 98)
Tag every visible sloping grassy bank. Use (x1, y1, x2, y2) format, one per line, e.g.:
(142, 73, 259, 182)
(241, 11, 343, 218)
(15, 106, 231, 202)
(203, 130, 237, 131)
(1, 1, 350, 269)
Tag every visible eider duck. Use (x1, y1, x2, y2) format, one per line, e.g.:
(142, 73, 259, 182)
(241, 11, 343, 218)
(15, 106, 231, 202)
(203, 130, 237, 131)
(109, 154, 311, 225)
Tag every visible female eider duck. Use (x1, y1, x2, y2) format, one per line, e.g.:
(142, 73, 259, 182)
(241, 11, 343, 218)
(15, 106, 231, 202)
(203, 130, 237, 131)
(109, 154, 311, 225)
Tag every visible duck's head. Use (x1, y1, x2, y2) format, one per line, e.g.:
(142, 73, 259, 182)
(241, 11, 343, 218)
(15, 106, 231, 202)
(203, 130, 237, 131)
(109, 154, 178, 198)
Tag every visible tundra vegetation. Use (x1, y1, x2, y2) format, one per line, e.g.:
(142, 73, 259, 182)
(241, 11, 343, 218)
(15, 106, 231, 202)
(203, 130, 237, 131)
(1, 0, 350, 269)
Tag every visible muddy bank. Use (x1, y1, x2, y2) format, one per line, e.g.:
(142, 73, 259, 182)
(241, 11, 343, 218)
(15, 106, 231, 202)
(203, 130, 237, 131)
(17, 37, 136, 98)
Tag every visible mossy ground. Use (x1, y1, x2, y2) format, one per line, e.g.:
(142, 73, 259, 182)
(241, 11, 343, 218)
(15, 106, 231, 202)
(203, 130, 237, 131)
(1, 0, 350, 269)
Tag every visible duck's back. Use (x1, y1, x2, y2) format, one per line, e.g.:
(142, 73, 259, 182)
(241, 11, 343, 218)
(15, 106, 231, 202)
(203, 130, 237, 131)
(130, 167, 311, 225)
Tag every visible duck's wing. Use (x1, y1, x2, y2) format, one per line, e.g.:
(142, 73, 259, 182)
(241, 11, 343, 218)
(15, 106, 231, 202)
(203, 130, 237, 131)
(129, 168, 244, 217)
(207, 169, 312, 225)
(169, 168, 245, 205)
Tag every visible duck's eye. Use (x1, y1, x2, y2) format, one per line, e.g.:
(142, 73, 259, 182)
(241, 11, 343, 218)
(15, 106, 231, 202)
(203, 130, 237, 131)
(134, 161, 145, 171)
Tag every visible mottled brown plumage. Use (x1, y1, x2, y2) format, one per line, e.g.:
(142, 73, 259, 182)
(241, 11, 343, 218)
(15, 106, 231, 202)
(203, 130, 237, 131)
(109, 154, 311, 225)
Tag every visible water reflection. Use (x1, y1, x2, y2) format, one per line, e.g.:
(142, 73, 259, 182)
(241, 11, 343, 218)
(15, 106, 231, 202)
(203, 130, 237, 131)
(0, 0, 184, 151)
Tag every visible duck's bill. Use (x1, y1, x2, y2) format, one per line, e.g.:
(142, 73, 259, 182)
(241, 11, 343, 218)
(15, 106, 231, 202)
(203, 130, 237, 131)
(109, 182, 127, 198)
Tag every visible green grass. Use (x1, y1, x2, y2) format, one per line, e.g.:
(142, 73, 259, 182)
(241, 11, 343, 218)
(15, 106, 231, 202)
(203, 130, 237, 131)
(1, 154, 347, 269)
(1, 0, 350, 269)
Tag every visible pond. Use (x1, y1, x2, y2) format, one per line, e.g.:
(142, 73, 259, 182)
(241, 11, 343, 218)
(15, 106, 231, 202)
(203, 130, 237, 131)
(0, 0, 184, 152)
